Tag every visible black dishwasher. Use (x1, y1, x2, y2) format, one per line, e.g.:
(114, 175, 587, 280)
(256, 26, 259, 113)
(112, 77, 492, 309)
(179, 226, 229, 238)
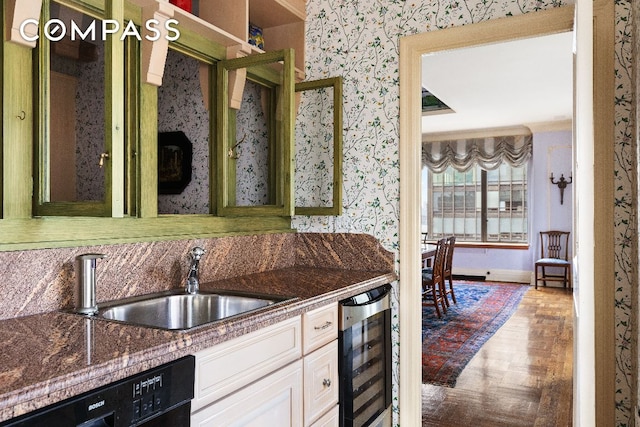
(1, 355, 194, 427)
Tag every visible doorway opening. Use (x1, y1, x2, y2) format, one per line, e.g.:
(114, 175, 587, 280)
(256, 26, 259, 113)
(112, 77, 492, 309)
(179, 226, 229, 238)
(419, 27, 574, 424)
(396, 5, 618, 425)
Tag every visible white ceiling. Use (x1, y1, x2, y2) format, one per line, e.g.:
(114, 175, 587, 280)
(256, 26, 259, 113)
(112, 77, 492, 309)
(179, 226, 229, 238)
(421, 31, 574, 136)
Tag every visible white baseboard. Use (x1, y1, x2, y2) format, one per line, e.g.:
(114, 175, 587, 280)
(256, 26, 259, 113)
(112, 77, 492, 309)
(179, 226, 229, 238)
(454, 267, 531, 284)
(454, 268, 571, 287)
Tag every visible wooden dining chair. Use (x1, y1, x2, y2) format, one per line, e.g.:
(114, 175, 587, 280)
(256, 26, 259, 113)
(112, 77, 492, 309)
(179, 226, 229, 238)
(422, 238, 447, 318)
(535, 230, 571, 289)
(442, 236, 456, 306)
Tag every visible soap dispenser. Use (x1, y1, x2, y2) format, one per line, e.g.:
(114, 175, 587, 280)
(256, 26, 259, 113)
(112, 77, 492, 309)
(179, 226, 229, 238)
(74, 253, 106, 315)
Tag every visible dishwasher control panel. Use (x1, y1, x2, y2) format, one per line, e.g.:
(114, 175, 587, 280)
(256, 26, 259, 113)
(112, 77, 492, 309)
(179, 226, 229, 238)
(132, 372, 166, 421)
(1, 356, 195, 427)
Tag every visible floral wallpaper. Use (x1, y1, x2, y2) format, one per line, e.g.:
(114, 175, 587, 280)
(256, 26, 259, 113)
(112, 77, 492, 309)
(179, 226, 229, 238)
(293, 0, 636, 425)
(157, 49, 210, 214)
(615, 1, 636, 425)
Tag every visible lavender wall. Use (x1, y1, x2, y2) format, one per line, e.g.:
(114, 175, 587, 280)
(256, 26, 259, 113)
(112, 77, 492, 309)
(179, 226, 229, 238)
(450, 130, 573, 280)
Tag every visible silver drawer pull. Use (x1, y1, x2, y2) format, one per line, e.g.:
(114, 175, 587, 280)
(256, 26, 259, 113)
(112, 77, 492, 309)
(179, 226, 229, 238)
(323, 378, 331, 387)
(314, 321, 332, 331)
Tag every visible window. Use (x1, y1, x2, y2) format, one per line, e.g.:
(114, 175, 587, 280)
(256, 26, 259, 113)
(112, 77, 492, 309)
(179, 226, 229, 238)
(423, 163, 528, 243)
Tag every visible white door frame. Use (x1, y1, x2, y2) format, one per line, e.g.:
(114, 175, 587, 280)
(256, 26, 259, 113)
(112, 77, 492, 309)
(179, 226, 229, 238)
(398, 4, 615, 424)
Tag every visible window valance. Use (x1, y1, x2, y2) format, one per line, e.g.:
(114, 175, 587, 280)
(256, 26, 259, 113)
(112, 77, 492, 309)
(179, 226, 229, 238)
(422, 133, 533, 173)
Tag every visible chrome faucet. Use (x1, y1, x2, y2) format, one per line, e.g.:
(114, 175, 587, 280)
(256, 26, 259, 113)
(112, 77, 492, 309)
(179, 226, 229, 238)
(185, 247, 206, 294)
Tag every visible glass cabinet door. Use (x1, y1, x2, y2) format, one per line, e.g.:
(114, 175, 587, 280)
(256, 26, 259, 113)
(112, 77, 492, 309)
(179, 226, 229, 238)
(294, 77, 343, 215)
(216, 49, 295, 217)
(156, 48, 213, 215)
(33, 0, 125, 217)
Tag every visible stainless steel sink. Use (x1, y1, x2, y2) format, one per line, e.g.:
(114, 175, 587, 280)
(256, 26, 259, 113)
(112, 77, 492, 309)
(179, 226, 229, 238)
(96, 290, 294, 330)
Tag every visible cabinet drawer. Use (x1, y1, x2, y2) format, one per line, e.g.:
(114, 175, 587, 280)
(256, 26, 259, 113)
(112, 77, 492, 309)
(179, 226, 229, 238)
(304, 340, 339, 426)
(303, 303, 338, 355)
(191, 360, 304, 427)
(310, 405, 339, 427)
(192, 316, 302, 412)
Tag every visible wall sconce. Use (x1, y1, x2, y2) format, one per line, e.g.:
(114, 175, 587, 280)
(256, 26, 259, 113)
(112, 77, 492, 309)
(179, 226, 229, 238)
(550, 172, 572, 205)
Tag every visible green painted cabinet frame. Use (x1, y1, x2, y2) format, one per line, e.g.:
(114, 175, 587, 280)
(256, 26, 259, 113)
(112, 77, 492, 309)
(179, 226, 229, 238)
(0, 0, 343, 251)
(33, 0, 122, 217)
(0, 0, 293, 251)
(294, 76, 343, 216)
(216, 49, 296, 217)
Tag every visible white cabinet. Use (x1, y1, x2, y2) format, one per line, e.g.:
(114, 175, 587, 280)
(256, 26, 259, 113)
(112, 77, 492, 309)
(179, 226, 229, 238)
(191, 303, 339, 427)
(304, 340, 339, 426)
(302, 303, 339, 427)
(191, 360, 304, 427)
(192, 316, 302, 412)
(310, 406, 339, 427)
(302, 302, 338, 355)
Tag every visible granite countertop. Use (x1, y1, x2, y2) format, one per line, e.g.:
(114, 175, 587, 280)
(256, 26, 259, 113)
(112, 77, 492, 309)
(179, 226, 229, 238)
(0, 266, 396, 422)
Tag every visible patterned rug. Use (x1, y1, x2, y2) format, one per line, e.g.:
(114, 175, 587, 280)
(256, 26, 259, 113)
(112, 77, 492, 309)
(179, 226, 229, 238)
(422, 281, 529, 387)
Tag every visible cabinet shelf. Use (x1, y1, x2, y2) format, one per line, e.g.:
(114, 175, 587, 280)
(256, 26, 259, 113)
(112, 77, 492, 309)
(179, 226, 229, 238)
(249, 0, 305, 27)
(200, 0, 306, 78)
(249, 45, 305, 81)
(128, 0, 247, 48)
(128, 0, 305, 84)
(171, 3, 248, 48)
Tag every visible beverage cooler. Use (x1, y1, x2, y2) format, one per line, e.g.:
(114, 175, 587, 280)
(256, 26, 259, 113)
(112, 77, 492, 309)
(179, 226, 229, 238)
(338, 284, 392, 427)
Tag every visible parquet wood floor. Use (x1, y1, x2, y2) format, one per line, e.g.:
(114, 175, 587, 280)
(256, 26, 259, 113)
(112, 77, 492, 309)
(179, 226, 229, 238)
(422, 285, 573, 427)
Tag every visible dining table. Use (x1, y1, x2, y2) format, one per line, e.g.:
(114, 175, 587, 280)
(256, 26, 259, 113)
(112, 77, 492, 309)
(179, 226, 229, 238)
(421, 244, 437, 268)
